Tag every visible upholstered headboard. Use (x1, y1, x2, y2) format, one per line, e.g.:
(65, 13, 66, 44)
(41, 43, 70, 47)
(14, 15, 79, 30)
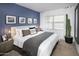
(11, 25, 37, 38)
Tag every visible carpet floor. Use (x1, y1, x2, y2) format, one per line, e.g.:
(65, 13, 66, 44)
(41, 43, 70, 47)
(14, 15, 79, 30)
(3, 50, 21, 56)
(2, 40, 79, 56)
(52, 40, 79, 56)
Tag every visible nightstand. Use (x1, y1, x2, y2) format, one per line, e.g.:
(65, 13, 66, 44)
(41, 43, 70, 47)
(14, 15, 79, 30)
(0, 38, 14, 53)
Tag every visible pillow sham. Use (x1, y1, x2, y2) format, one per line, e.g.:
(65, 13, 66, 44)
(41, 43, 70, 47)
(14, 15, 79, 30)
(22, 30, 30, 37)
(29, 27, 36, 35)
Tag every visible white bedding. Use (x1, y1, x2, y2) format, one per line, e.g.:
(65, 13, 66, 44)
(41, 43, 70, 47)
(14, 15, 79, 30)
(13, 31, 59, 56)
(13, 31, 44, 48)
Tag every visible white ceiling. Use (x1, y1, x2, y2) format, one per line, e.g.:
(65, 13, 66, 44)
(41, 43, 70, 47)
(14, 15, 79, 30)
(17, 3, 76, 12)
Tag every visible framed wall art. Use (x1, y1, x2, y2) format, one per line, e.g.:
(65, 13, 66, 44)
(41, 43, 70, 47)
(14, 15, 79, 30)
(6, 16, 16, 24)
(27, 18, 32, 24)
(34, 18, 37, 24)
(19, 17, 26, 24)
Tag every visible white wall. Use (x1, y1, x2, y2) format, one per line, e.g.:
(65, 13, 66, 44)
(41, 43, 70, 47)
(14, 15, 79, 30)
(40, 5, 76, 40)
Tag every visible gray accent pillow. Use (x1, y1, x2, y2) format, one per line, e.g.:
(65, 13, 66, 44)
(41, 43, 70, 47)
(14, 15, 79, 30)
(22, 30, 30, 37)
(6, 33, 11, 40)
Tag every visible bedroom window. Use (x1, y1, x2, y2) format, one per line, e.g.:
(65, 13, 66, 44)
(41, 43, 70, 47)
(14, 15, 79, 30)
(45, 16, 54, 31)
(45, 15, 65, 38)
(45, 15, 65, 30)
(54, 15, 65, 30)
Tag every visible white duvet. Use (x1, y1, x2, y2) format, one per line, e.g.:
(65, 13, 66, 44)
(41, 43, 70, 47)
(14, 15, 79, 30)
(13, 31, 59, 56)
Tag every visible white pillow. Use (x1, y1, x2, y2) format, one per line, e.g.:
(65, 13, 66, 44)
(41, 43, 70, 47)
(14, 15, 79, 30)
(16, 29, 22, 37)
(30, 28, 36, 35)
(2, 35, 7, 41)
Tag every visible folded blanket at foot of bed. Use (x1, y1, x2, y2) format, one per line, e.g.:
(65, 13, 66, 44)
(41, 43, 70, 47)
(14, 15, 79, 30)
(23, 32, 53, 56)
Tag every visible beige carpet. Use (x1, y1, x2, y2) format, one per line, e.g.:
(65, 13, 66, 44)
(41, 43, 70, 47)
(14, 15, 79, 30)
(53, 40, 79, 56)
(3, 50, 21, 56)
(2, 40, 79, 56)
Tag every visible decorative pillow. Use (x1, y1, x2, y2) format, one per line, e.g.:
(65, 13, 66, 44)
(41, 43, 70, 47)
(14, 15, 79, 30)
(22, 30, 30, 37)
(36, 28, 41, 32)
(2, 35, 7, 41)
(29, 27, 36, 34)
(36, 27, 42, 32)
(6, 33, 11, 40)
(2, 33, 11, 42)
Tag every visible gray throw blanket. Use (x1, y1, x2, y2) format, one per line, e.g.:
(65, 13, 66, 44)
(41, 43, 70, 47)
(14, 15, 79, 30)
(23, 32, 53, 56)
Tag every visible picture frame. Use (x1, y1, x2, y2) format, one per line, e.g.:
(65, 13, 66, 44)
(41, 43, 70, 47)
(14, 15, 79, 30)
(6, 16, 16, 24)
(34, 18, 37, 24)
(19, 17, 26, 24)
(27, 18, 32, 24)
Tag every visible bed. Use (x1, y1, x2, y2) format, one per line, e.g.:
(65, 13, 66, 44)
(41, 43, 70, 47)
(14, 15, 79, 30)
(11, 25, 59, 56)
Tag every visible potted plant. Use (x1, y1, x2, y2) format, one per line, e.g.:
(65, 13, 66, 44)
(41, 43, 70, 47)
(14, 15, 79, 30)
(65, 14, 73, 44)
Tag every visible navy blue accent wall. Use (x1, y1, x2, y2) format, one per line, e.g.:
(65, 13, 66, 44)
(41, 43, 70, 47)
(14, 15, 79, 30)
(0, 3, 40, 35)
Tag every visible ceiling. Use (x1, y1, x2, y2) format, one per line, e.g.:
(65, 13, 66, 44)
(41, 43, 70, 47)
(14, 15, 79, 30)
(17, 3, 76, 12)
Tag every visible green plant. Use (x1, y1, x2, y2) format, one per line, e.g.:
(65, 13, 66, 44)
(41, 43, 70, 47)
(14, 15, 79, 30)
(65, 14, 71, 37)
